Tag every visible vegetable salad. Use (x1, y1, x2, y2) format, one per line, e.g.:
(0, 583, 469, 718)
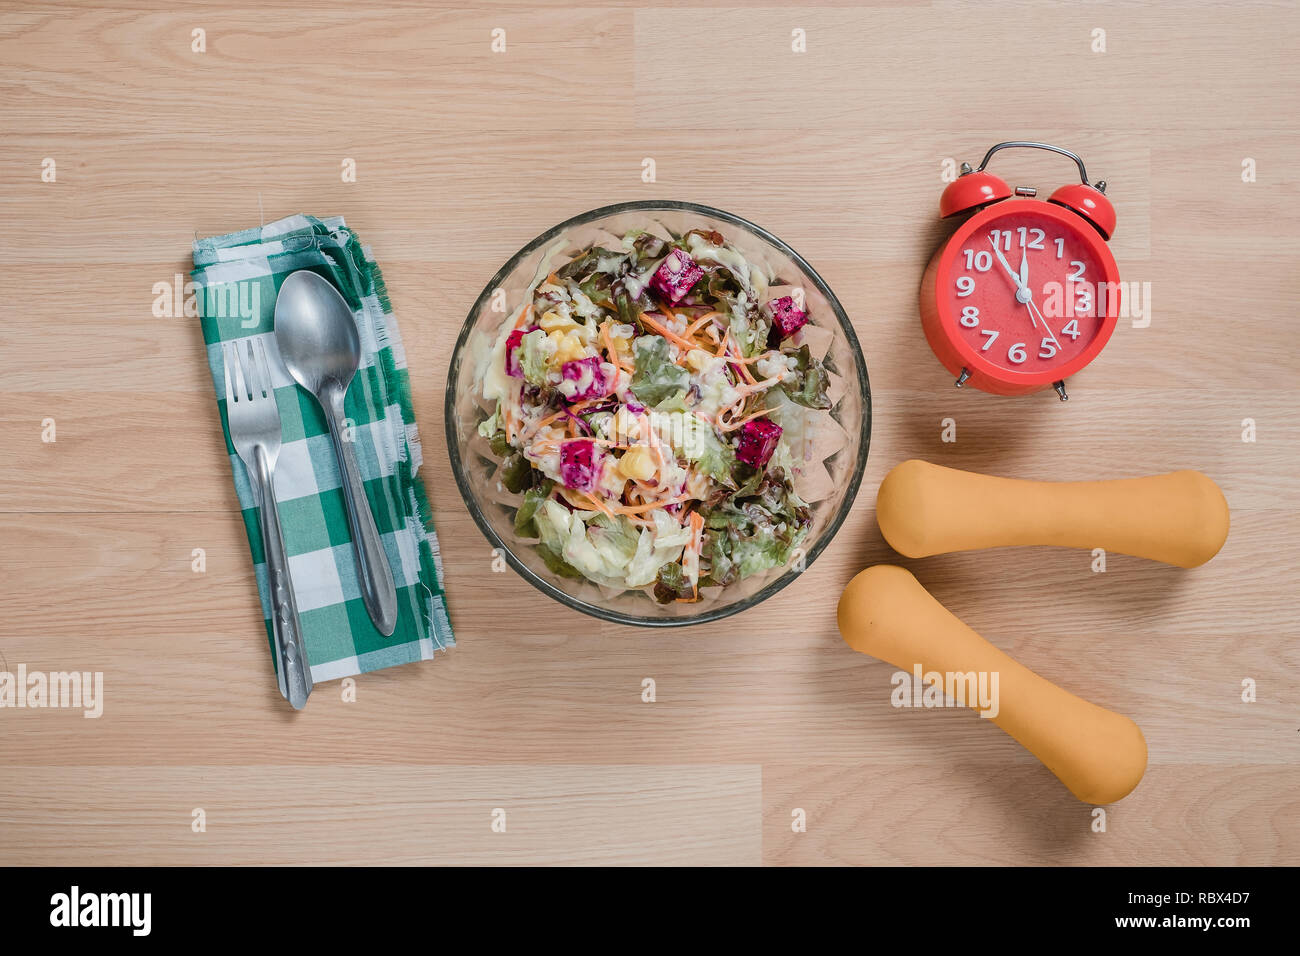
(478, 227, 834, 603)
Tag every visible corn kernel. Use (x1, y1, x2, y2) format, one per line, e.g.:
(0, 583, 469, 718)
(539, 310, 579, 333)
(552, 331, 587, 366)
(685, 348, 714, 372)
(618, 445, 657, 481)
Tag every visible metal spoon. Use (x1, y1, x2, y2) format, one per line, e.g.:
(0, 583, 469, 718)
(274, 270, 399, 636)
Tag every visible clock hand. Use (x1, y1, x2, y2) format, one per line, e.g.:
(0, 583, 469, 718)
(1015, 245, 1063, 351)
(1025, 296, 1062, 350)
(989, 238, 1037, 328)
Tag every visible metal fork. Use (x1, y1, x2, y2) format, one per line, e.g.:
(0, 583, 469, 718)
(223, 337, 313, 710)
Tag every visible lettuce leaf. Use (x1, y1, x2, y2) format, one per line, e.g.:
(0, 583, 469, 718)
(500, 453, 535, 494)
(557, 247, 625, 282)
(482, 422, 512, 458)
(653, 562, 694, 604)
(780, 344, 831, 410)
(698, 466, 811, 586)
(728, 308, 768, 359)
(536, 542, 584, 579)
(630, 335, 690, 408)
(613, 278, 648, 334)
(517, 328, 554, 386)
(588, 512, 642, 562)
(677, 413, 735, 485)
(514, 480, 554, 538)
(631, 233, 668, 263)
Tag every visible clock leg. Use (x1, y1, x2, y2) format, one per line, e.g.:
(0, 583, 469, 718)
(954, 367, 970, 389)
(1053, 380, 1068, 401)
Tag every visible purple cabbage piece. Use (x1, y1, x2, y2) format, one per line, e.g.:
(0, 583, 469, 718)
(735, 418, 783, 469)
(582, 398, 622, 417)
(560, 439, 601, 492)
(505, 328, 526, 378)
(561, 355, 611, 402)
(766, 296, 808, 343)
(649, 249, 704, 304)
(562, 408, 593, 436)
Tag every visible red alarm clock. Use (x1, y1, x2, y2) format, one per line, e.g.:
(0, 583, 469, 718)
(919, 141, 1122, 399)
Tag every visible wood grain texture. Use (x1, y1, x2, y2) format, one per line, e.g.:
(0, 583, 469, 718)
(1, 0, 1297, 866)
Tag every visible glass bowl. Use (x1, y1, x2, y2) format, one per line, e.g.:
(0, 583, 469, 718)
(444, 201, 871, 627)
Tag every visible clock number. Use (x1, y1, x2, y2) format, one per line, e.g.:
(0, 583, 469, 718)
(1038, 336, 1057, 359)
(956, 276, 975, 297)
(1075, 286, 1093, 313)
(963, 249, 993, 272)
(988, 230, 1011, 251)
(1068, 260, 1087, 280)
(1017, 227, 1046, 250)
(979, 329, 999, 351)
(1007, 342, 1027, 364)
(960, 305, 980, 327)
(1062, 319, 1081, 340)
(1055, 238, 1065, 258)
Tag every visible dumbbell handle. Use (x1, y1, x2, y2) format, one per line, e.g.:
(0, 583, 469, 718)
(876, 460, 1229, 567)
(838, 565, 1147, 804)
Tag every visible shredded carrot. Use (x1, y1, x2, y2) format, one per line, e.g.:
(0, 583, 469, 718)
(676, 511, 705, 602)
(559, 487, 617, 518)
(578, 490, 617, 518)
(685, 311, 721, 337)
(713, 396, 745, 426)
(719, 406, 775, 433)
(640, 311, 698, 353)
(645, 417, 670, 474)
(714, 327, 731, 357)
(530, 410, 569, 433)
(632, 478, 662, 497)
(513, 304, 533, 330)
(735, 376, 782, 396)
(611, 494, 690, 515)
(716, 333, 756, 384)
(601, 320, 627, 372)
(715, 381, 778, 427)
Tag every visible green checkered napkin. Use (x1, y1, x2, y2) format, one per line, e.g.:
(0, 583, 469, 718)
(193, 214, 453, 683)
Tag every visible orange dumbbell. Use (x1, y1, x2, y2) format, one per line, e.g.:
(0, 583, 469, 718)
(838, 565, 1148, 804)
(876, 460, 1229, 568)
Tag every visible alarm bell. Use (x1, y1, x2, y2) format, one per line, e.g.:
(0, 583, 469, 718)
(939, 169, 1012, 218)
(1048, 182, 1116, 240)
(939, 141, 1117, 239)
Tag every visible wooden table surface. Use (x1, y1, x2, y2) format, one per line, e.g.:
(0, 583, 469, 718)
(2, 0, 1298, 866)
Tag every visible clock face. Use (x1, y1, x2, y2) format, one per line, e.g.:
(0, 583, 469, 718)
(944, 209, 1111, 374)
